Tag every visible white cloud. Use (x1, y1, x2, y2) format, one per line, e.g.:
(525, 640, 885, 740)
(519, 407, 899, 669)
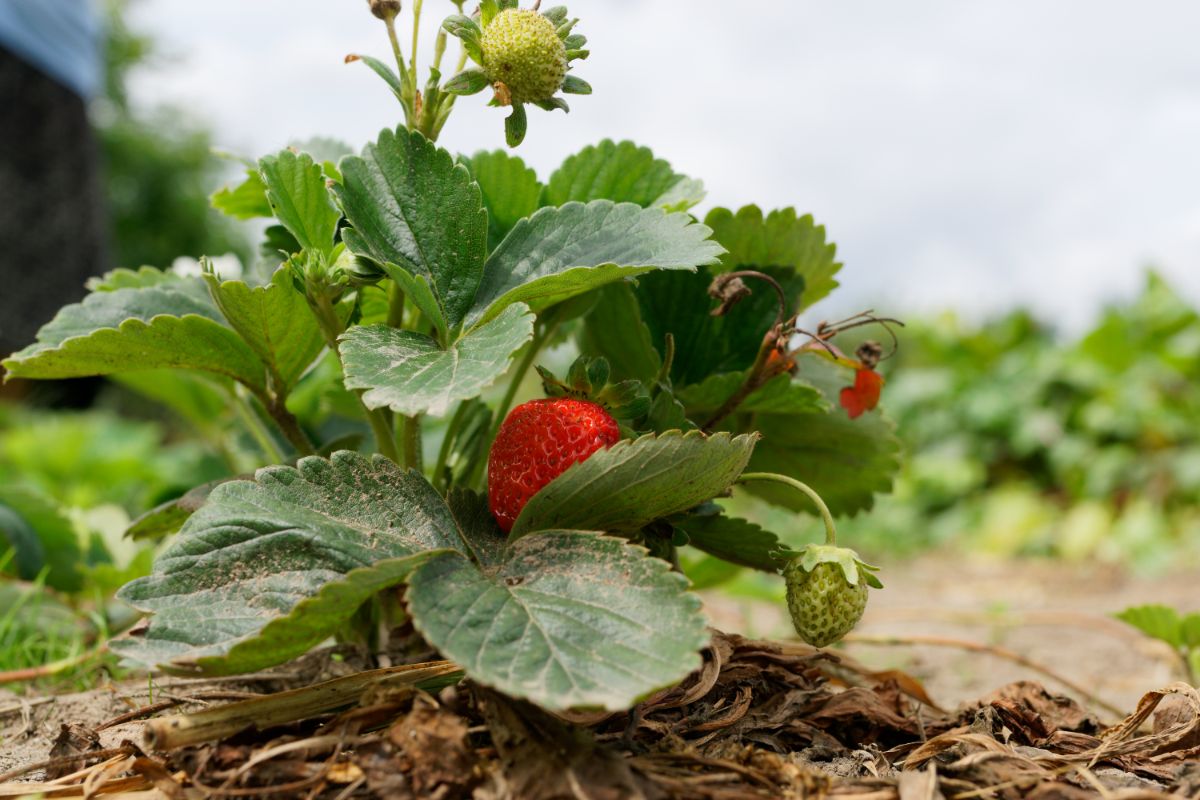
(127, 0, 1200, 330)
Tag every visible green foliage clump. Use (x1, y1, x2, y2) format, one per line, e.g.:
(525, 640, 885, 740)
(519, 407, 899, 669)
(837, 272, 1200, 570)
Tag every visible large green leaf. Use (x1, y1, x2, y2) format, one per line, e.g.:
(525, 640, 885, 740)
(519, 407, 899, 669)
(203, 266, 326, 389)
(113, 452, 467, 674)
(336, 127, 488, 330)
(407, 531, 708, 710)
(511, 431, 757, 538)
(340, 303, 533, 417)
(0, 485, 82, 591)
(747, 409, 900, 517)
(468, 201, 724, 328)
(259, 150, 341, 256)
(3, 283, 267, 391)
(460, 150, 543, 250)
(737, 349, 900, 517)
(705, 205, 842, 309)
(576, 283, 661, 384)
(543, 140, 705, 211)
(677, 372, 827, 416)
(634, 267, 804, 387)
(671, 511, 798, 573)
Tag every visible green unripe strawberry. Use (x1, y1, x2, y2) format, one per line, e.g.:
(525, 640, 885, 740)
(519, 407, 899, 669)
(783, 544, 880, 647)
(481, 9, 567, 104)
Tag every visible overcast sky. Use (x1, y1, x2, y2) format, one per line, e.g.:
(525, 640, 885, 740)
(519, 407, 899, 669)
(128, 1, 1200, 332)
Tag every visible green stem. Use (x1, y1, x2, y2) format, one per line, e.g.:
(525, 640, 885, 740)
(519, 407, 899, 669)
(265, 397, 317, 456)
(309, 292, 402, 464)
(489, 320, 552, 441)
(430, 34, 471, 140)
(387, 283, 406, 328)
(231, 388, 285, 465)
(410, 0, 423, 85)
(402, 414, 423, 473)
(431, 10, 448, 73)
(383, 12, 413, 126)
(432, 400, 471, 491)
(736, 472, 838, 546)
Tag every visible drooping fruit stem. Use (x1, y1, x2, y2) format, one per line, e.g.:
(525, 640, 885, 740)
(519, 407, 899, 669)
(736, 472, 838, 546)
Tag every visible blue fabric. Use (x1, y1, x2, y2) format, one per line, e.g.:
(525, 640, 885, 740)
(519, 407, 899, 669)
(0, 0, 102, 99)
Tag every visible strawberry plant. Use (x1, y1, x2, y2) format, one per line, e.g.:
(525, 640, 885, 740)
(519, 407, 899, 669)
(2, 1, 901, 712)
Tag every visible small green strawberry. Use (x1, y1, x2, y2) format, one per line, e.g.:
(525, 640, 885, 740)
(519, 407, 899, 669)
(441, 3, 591, 146)
(481, 9, 567, 105)
(783, 544, 881, 647)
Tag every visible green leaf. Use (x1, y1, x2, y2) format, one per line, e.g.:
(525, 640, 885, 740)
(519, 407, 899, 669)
(543, 140, 705, 211)
(670, 512, 798, 572)
(259, 150, 340, 256)
(511, 430, 757, 538)
(747, 408, 900, 517)
(125, 478, 225, 541)
(114, 370, 231, 432)
(444, 68, 489, 95)
(446, 487, 507, 567)
(442, 15, 483, 64)
(203, 266, 326, 389)
(633, 267, 804, 387)
(348, 54, 404, 101)
(1115, 605, 1183, 649)
(113, 452, 467, 673)
(576, 283, 661, 384)
(336, 127, 488, 331)
(705, 205, 842, 309)
(340, 303, 533, 417)
(2, 283, 267, 391)
(86, 266, 178, 292)
(505, 104, 528, 148)
(0, 485, 82, 591)
(459, 150, 544, 251)
(467, 200, 724, 328)
(677, 372, 827, 416)
(0, 503, 42, 581)
(1180, 614, 1200, 650)
(561, 75, 591, 95)
(733, 354, 899, 517)
(407, 532, 708, 710)
(211, 168, 272, 219)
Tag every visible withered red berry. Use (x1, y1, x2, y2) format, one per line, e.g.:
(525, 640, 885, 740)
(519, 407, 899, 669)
(487, 398, 620, 533)
(839, 368, 883, 419)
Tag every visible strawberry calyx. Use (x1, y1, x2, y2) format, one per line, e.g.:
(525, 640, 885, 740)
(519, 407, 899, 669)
(791, 543, 883, 589)
(536, 355, 651, 422)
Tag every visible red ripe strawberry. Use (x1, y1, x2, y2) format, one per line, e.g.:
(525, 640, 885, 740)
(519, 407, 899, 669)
(488, 398, 620, 533)
(839, 368, 883, 419)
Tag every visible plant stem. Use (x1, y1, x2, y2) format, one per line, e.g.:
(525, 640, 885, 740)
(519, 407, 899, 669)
(402, 413, 423, 472)
(489, 321, 551, 441)
(431, 6, 448, 72)
(387, 283, 406, 328)
(232, 387, 286, 464)
(433, 400, 471, 491)
(737, 472, 837, 546)
(410, 0, 423, 83)
(309, 292, 402, 464)
(265, 395, 317, 456)
(383, 13, 410, 91)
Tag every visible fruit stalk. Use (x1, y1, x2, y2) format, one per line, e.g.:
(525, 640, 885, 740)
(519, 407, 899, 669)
(737, 472, 837, 545)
